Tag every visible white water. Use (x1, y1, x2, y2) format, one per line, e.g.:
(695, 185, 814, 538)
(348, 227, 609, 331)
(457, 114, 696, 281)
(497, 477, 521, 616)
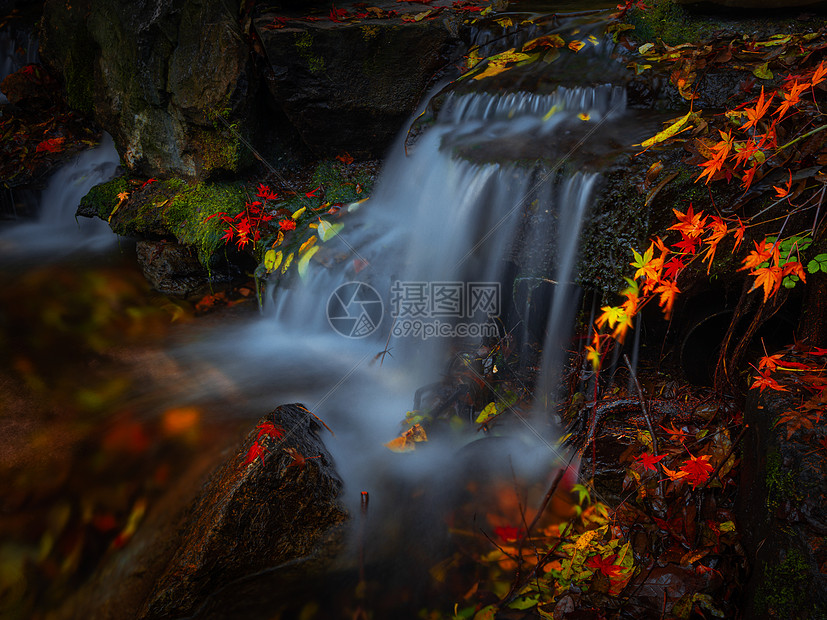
(172, 84, 627, 523)
(0, 134, 120, 258)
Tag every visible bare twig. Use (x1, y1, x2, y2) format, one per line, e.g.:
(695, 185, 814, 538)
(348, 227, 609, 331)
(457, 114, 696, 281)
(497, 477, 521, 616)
(623, 354, 664, 496)
(499, 467, 566, 606)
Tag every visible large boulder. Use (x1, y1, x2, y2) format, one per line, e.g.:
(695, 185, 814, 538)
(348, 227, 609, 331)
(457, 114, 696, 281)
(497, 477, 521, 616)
(39, 0, 258, 179)
(255, 12, 465, 158)
(140, 403, 348, 619)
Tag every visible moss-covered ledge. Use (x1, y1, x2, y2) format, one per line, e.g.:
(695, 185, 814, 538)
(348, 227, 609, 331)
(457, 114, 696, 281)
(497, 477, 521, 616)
(79, 178, 248, 268)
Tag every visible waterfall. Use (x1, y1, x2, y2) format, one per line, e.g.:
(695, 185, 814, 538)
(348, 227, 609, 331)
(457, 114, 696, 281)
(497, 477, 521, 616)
(0, 134, 120, 258)
(174, 80, 628, 517)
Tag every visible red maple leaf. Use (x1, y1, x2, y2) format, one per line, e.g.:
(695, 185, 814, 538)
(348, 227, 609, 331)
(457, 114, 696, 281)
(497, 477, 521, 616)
(679, 453, 713, 489)
(284, 446, 321, 469)
(257, 183, 278, 200)
(672, 233, 699, 255)
(279, 219, 296, 232)
(243, 441, 269, 466)
(256, 421, 286, 442)
(305, 186, 322, 198)
(750, 369, 788, 393)
(493, 525, 525, 542)
(586, 554, 624, 578)
(634, 452, 666, 471)
(35, 137, 65, 153)
(662, 257, 686, 280)
(140, 178, 157, 189)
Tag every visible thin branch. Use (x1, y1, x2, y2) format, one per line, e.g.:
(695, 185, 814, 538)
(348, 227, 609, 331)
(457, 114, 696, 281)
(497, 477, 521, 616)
(623, 354, 664, 497)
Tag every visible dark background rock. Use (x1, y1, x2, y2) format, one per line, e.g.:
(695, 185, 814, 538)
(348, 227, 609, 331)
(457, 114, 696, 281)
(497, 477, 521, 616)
(136, 240, 224, 297)
(39, 0, 259, 179)
(738, 382, 827, 618)
(256, 15, 465, 158)
(140, 403, 348, 620)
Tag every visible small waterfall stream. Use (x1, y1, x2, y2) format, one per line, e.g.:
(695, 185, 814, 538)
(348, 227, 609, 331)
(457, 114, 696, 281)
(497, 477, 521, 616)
(174, 77, 630, 529)
(0, 134, 120, 257)
(0, 6, 642, 614)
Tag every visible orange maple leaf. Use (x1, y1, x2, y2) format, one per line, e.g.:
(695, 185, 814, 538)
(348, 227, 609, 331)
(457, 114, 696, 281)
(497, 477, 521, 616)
(773, 169, 793, 199)
(701, 215, 728, 271)
(655, 279, 680, 319)
(811, 61, 827, 88)
(668, 204, 707, 238)
(740, 164, 760, 190)
(732, 138, 760, 170)
(775, 80, 807, 119)
(739, 238, 774, 271)
(741, 86, 775, 131)
(661, 463, 689, 483)
(781, 260, 806, 283)
(732, 217, 746, 251)
(749, 264, 783, 301)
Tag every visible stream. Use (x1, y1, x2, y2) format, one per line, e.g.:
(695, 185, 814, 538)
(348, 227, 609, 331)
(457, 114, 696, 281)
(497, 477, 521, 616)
(2, 5, 658, 619)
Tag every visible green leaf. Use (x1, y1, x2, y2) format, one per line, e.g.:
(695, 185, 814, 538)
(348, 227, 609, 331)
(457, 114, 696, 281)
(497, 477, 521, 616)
(473, 605, 497, 620)
(508, 594, 540, 610)
(475, 402, 500, 424)
(807, 253, 827, 273)
(263, 249, 282, 273)
(753, 62, 773, 80)
(571, 483, 591, 506)
(318, 219, 344, 242)
(297, 245, 320, 277)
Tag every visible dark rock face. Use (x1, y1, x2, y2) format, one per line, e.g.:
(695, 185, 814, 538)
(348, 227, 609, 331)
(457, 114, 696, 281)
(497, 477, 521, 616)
(38, 0, 468, 178)
(40, 0, 256, 179)
(256, 17, 462, 158)
(140, 403, 348, 620)
(136, 240, 215, 297)
(738, 384, 827, 618)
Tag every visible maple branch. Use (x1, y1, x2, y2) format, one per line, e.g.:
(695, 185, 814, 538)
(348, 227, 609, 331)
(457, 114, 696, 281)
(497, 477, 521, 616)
(501, 467, 565, 606)
(774, 122, 827, 154)
(623, 354, 664, 496)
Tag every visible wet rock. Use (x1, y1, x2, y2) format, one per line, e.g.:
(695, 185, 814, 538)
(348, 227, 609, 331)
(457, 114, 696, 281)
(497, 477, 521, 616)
(738, 378, 827, 618)
(255, 13, 465, 158)
(139, 403, 348, 620)
(40, 0, 259, 179)
(136, 240, 219, 298)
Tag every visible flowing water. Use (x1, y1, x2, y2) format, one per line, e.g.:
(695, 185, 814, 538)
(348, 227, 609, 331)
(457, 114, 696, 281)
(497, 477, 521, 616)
(0, 134, 120, 257)
(1, 6, 640, 617)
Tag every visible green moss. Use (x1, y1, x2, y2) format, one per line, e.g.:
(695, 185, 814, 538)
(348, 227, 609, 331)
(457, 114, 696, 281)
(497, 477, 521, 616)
(294, 31, 326, 74)
(628, 1, 717, 46)
(756, 547, 819, 618)
(311, 160, 373, 204)
(79, 177, 131, 220)
(162, 182, 248, 266)
(195, 127, 248, 177)
(765, 449, 800, 511)
(64, 42, 96, 113)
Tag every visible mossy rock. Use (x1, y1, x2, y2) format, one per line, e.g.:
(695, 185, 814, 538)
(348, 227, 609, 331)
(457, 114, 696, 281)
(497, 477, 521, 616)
(80, 177, 249, 268)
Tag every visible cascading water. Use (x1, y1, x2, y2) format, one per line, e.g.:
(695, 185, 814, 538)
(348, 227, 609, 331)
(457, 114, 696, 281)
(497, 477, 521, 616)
(0, 134, 120, 257)
(177, 72, 629, 536)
